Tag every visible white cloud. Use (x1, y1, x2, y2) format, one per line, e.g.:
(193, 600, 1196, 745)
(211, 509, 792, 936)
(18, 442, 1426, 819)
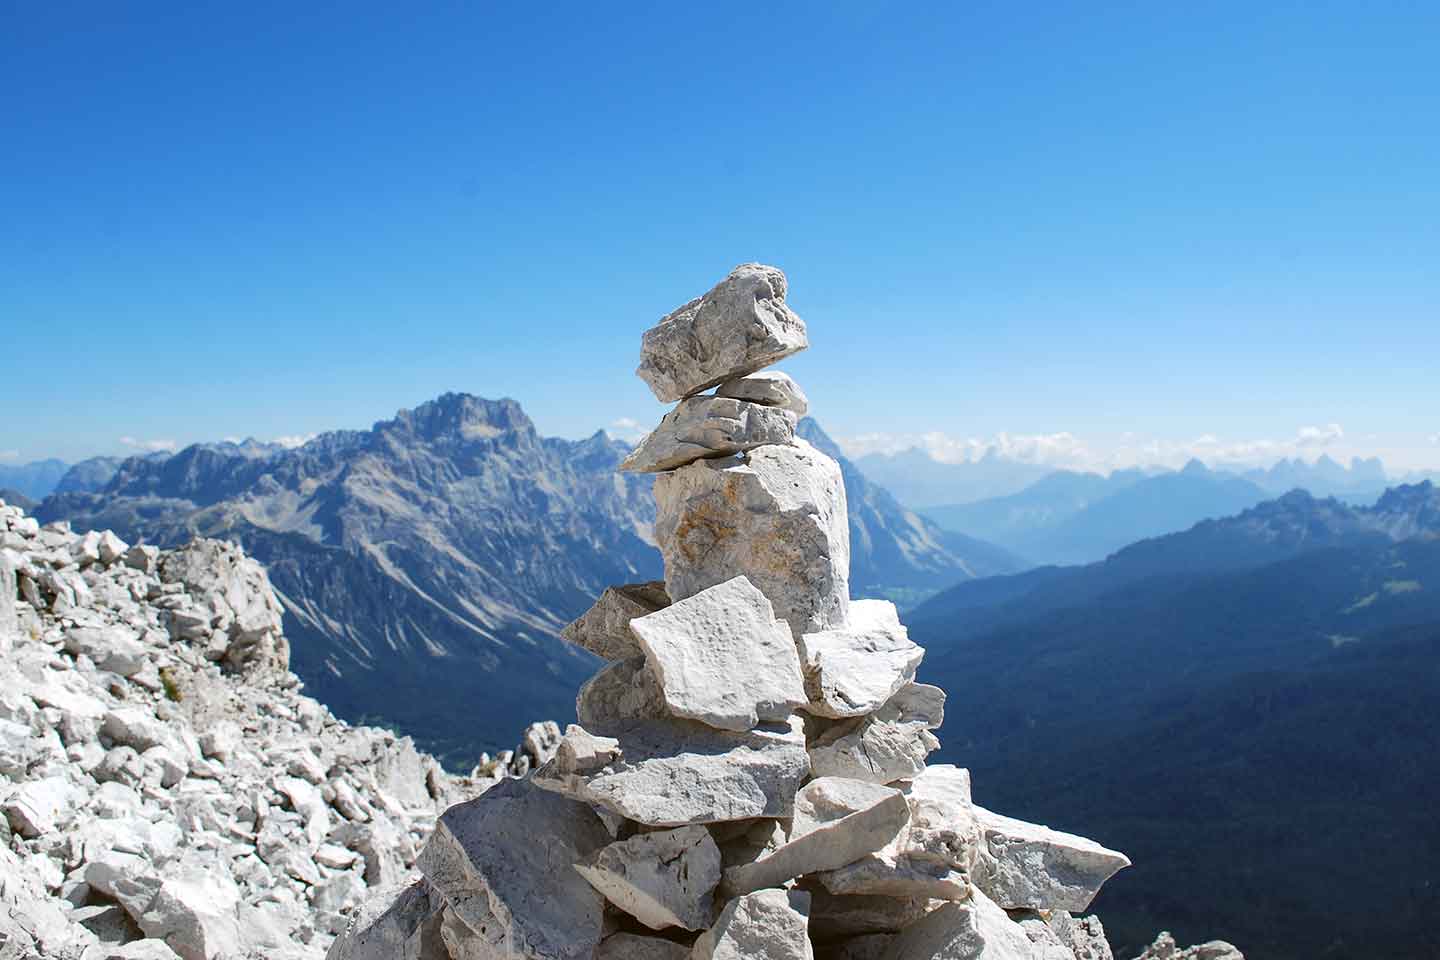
(608, 417, 648, 444)
(1430, 433, 1440, 446)
(0, 449, 19, 462)
(119, 436, 179, 453)
(837, 424, 1355, 473)
(273, 434, 316, 449)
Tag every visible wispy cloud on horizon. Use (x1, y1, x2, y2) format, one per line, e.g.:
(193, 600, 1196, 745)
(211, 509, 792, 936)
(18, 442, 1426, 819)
(274, 434, 316, 449)
(608, 417, 647, 444)
(119, 436, 179, 453)
(0, 449, 19, 462)
(836, 424, 1356, 473)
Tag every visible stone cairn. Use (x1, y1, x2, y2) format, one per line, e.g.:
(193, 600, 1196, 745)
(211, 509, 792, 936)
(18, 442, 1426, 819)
(331, 264, 1134, 960)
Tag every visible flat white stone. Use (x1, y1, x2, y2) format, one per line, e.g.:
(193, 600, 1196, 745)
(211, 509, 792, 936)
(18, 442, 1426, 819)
(575, 824, 722, 931)
(416, 777, 611, 960)
(878, 888, 1043, 960)
(561, 582, 670, 662)
(637, 263, 808, 403)
(715, 371, 809, 416)
(799, 601, 923, 718)
(621, 397, 797, 473)
(693, 887, 814, 960)
(138, 867, 243, 960)
(969, 805, 1131, 912)
(630, 576, 807, 732)
(654, 440, 849, 638)
(722, 777, 909, 897)
(534, 717, 810, 827)
(598, 933, 693, 960)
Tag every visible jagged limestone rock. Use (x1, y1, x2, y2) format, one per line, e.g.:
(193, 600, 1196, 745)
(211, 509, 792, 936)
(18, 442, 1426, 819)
(630, 576, 807, 732)
(722, 777, 909, 897)
(799, 600, 923, 719)
(576, 656, 669, 736)
(561, 582, 671, 662)
(1011, 911, 1114, 960)
(970, 806, 1131, 912)
(654, 439, 849, 638)
(328, 879, 447, 960)
(693, 887, 815, 960)
(1132, 932, 1244, 960)
(621, 397, 797, 473)
(136, 867, 242, 960)
(534, 718, 810, 826)
(575, 824, 722, 931)
(439, 902, 509, 959)
(0, 550, 16, 638)
(416, 778, 611, 960)
(715, 371, 809, 416)
(880, 888, 1042, 959)
(810, 765, 978, 901)
(637, 263, 808, 403)
(808, 684, 943, 784)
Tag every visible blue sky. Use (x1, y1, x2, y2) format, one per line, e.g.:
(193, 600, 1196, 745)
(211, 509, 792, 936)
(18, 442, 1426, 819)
(3, 1, 1437, 471)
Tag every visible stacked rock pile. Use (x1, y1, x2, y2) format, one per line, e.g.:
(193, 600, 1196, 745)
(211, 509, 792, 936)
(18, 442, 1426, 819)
(0, 506, 477, 959)
(331, 264, 1167, 960)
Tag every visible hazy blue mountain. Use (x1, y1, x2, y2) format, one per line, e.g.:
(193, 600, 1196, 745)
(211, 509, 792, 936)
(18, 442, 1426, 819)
(38, 396, 1017, 765)
(852, 448, 1055, 507)
(923, 460, 1272, 565)
(1241, 453, 1389, 497)
(908, 482, 1440, 959)
(798, 419, 1026, 606)
(0, 458, 69, 500)
(921, 468, 1146, 553)
(54, 453, 169, 494)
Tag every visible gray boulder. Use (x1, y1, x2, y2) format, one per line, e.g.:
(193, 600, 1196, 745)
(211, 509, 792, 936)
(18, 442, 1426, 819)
(715, 371, 809, 416)
(637, 263, 808, 403)
(534, 717, 810, 826)
(561, 582, 671, 662)
(630, 576, 807, 732)
(326, 878, 448, 960)
(621, 397, 797, 473)
(416, 777, 611, 960)
(693, 887, 815, 960)
(575, 824, 722, 931)
(654, 439, 849, 638)
(970, 806, 1130, 912)
(879, 888, 1043, 959)
(799, 600, 923, 718)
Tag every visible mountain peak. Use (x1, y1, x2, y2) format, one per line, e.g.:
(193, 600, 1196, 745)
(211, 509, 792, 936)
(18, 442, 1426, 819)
(379, 393, 534, 444)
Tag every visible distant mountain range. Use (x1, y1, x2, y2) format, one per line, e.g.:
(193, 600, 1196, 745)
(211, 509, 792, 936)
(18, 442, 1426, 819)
(0, 457, 69, 500)
(854, 448, 1057, 507)
(923, 460, 1275, 565)
(907, 481, 1440, 959)
(34, 395, 1015, 765)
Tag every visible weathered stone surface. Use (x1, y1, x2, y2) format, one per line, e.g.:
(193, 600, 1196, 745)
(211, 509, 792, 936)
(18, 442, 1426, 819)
(693, 887, 814, 960)
(137, 867, 242, 960)
(809, 717, 938, 785)
(820, 935, 897, 960)
(715, 371, 809, 416)
(654, 439, 849, 638)
(561, 582, 670, 662)
(880, 889, 1041, 959)
(534, 717, 810, 826)
(417, 777, 611, 960)
(637, 263, 808, 403)
(621, 397, 797, 473)
(1045, 912, 1113, 960)
(630, 576, 807, 732)
(1012, 910, 1113, 960)
(0, 550, 16, 637)
(439, 903, 509, 959)
(598, 932, 693, 960)
(970, 806, 1130, 912)
(723, 777, 909, 897)
(326, 878, 448, 960)
(575, 824, 721, 931)
(577, 656, 669, 736)
(65, 624, 149, 677)
(799, 600, 922, 718)
(810, 765, 978, 901)
(1132, 932, 1244, 960)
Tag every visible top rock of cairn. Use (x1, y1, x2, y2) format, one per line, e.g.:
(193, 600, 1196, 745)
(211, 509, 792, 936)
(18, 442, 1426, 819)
(636, 263, 809, 403)
(330, 263, 1141, 960)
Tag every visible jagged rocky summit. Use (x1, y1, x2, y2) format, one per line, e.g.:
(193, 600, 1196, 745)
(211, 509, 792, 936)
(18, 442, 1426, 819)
(333, 264, 1244, 959)
(0, 499, 563, 959)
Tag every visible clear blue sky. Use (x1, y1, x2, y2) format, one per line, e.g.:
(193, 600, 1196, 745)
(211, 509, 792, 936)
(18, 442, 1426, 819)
(3, 1, 1437, 470)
